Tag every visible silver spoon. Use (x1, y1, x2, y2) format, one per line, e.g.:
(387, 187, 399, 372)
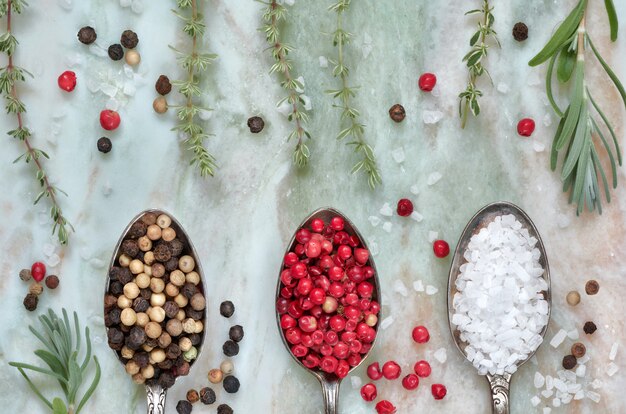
(447, 202, 551, 414)
(105, 209, 208, 414)
(276, 207, 382, 414)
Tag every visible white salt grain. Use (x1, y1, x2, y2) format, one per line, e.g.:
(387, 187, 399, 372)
(319, 56, 328, 68)
(542, 407, 552, 414)
(391, 147, 405, 163)
(586, 391, 601, 403)
(590, 379, 602, 389)
(368, 216, 381, 227)
(379, 203, 393, 217)
(566, 329, 579, 340)
(410, 184, 420, 195)
(382, 222, 392, 233)
(533, 142, 545, 153)
(550, 329, 567, 348)
(413, 280, 424, 292)
(497, 82, 510, 94)
(380, 316, 394, 330)
(423, 110, 443, 124)
(393, 280, 408, 297)
(428, 231, 439, 243)
(609, 343, 619, 361)
(425, 285, 438, 295)
(606, 362, 618, 377)
(410, 211, 423, 222)
(534, 372, 545, 388)
(350, 376, 362, 389)
(574, 390, 585, 400)
(433, 348, 447, 363)
(552, 398, 561, 408)
(427, 172, 442, 186)
(575, 364, 586, 377)
(530, 396, 541, 407)
(541, 390, 554, 398)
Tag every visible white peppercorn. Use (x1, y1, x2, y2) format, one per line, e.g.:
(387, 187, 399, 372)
(174, 294, 189, 308)
(150, 348, 166, 364)
(118, 295, 133, 309)
(121, 308, 138, 326)
(157, 214, 172, 229)
(147, 306, 166, 323)
(136, 312, 149, 327)
(136, 273, 151, 289)
(145, 322, 162, 339)
(151, 293, 166, 307)
(162, 227, 176, 241)
(170, 270, 186, 287)
(220, 360, 234, 375)
(125, 360, 140, 375)
(166, 319, 183, 337)
(150, 278, 165, 293)
(179, 256, 195, 273)
(186, 271, 200, 285)
(124, 282, 140, 299)
(147, 224, 162, 241)
(119, 254, 131, 267)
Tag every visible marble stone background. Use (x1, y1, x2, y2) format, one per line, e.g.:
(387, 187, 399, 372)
(0, 0, 624, 413)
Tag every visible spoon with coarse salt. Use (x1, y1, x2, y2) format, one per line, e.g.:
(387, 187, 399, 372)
(447, 202, 551, 414)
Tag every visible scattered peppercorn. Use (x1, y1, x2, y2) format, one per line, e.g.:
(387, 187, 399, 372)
(120, 30, 139, 49)
(77, 26, 97, 45)
(223, 375, 240, 393)
(247, 116, 265, 133)
(512, 22, 529, 42)
(223, 340, 239, 357)
(19, 268, 32, 281)
(562, 355, 577, 370)
(23, 293, 38, 311)
(29, 282, 44, 296)
(566, 290, 580, 306)
(217, 404, 233, 414)
(583, 321, 597, 335)
(176, 400, 192, 414)
(125, 50, 141, 66)
(220, 360, 234, 375)
(199, 387, 216, 405)
(108, 44, 124, 61)
(186, 389, 199, 404)
(97, 137, 112, 153)
(155, 75, 172, 95)
(585, 280, 599, 295)
(45, 275, 60, 289)
(388, 104, 406, 123)
(208, 368, 223, 384)
(220, 301, 235, 318)
(229, 325, 244, 343)
(571, 342, 586, 358)
(153, 97, 168, 114)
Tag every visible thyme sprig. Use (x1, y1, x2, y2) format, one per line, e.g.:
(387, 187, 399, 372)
(458, 0, 500, 129)
(9, 309, 101, 414)
(529, 0, 624, 215)
(260, 0, 311, 167)
(0, 0, 73, 244)
(171, 0, 218, 177)
(327, 0, 381, 189)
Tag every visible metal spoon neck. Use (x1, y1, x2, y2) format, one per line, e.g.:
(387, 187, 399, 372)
(317, 376, 341, 414)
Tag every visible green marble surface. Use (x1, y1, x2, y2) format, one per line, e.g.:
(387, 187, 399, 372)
(0, 0, 624, 413)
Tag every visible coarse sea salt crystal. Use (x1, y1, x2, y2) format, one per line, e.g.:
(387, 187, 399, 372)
(534, 372, 545, 388)
(567, 329, 579, 340)
(497, 82, 510, 94)
(433, 348, 447, 363)
(410, 211, 423, 222)
(609, 343, 619, 360)
(606, 363, 618, 377)
(391, 147, 405, 163)
(574, 390, 585, 400)
(423, 110, 443, 124)
(428, 231, 439, 243)
(319, 56, 328, 68)
(425, 285, 438, 295)
(550, 329, 568, 348)
(47, 254, 61, 267)
(552, 398, 561, 408)
(543, 407, 552, 414)
(413, 280, 424, 292)
(393, 280, 408, 297)
(379, 203, 393, 217)
(43, 243, 56, 257)
(380, 316, 394, 330)
(382, 222, 392, 233)
(350, 376, 362, 389)
(590, 379, 602, 389)
(368, 216, 381, 227)
(575, 364, 586, 377)
(427, 172, 442, 186)
(533, 142, 545, 153)
(542, 390, 554, 398)
(410, 184, 419, 195)
(530, 396, 541, 407)
(586, 391, 601, 403)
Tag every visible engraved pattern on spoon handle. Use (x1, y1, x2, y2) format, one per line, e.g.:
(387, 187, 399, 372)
(319, 378, 341, 414)
(487, 374, 511, 414)
(146, 384, 167, 414)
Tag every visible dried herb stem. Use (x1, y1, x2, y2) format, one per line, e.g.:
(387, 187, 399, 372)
(0, 0, 73, 244)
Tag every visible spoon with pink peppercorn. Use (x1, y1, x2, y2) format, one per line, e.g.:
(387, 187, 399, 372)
(276, 208, 382, 414)
(447, 202, 551, 414)
(105, 209, 208, 414)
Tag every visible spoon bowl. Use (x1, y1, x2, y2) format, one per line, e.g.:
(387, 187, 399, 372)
(105, 209, 208, 414)
(275, 207, 381, 414)
(447, 202, 551, 414)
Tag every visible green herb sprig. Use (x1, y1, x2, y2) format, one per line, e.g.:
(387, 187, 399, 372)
(0, 0, 73, 244)
(530, 0, 624, 215)
(170, 0, 218, 177)
(260, 0, 311, 167)
(9, 309, 101, 414)
(458, 0, 500, 129)
(327, 0, 381, 189)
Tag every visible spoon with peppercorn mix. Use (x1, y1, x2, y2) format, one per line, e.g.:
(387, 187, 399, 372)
(105, 209, 208, 414)
(447, 202, 551, 414)
(276, 207, 382, 414)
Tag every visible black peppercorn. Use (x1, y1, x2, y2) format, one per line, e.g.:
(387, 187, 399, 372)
(23, 293, 38, 311)
(223, 375, 240, 393)
(158, 359, 174, 370)
(97, 137, 112, 154)
(140, 288, 152, 300)
(229, 325, 244, 343)
(108, 340, 124, 351)
(178, 361, 191, 376)
(176, 400, 192, 414)
(105, 308, 122, 327)
(128, 221, 147, 238)
(155, 75, 172, 96)
(217, 404, 233, 414)
(109, 266, 122, 281)
(133, 352, 150, 368)
(182, 283, 197, 299)
(169, 239, 184, 256)
(109, 281, 124, 296)
(585, 280, 599, 295)
(163, 301, 179, 319)
(121, 30, 139, 49)
(108, 44, 124, 61)
(117, 268, 133, 285)
(388, 104, 406, 123)
(199, 387, 216, 405)
(121, 239, 139, 257)
(104, 294, 117, 311)
(45, 275, 60, 289)
(154, 243, 172, 263)
(133, 297, 150, 313)
(19, 268, 32, 281)
(165, 257, 180, 272)
(512, 22, 528, 42)
(127, 326, 147, 349)
(107, 328, 124, 344)
(158, 372, 176, 389)
(185, 308, 204, 321)
(77, 26, 97, 45)
(562, 354, 577, 370)
(583, 321, 597, 334)
(247, 116, 265, 133)
(223, 340, 239, 357)
(166, 343, 181, 360)
(220, 301, 235, 318)
(188, 333, 202, 346)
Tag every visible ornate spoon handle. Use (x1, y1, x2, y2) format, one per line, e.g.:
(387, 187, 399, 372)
(319, 377, 341, 414)
(146, 384, 167, 414)
(487, 373, 511, 414)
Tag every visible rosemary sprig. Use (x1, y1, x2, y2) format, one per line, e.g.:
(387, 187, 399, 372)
(0, 0, 73, 244)
(458, 0, 500, 129)
(171, 0, 218, 177)
(327, 0, 381, 189)
(260, 0, 311, 167)
(529, 0, 624, 215)
(9, 309, 101, 414)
